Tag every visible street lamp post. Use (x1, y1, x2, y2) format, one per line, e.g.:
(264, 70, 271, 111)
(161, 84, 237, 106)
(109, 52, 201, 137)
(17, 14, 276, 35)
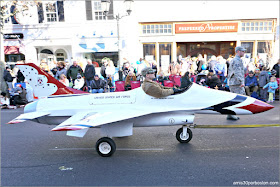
(101, 0, 134, 70)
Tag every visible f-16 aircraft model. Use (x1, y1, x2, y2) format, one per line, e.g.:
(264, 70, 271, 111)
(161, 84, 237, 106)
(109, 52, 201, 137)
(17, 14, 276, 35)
(8, 63, 274, 157)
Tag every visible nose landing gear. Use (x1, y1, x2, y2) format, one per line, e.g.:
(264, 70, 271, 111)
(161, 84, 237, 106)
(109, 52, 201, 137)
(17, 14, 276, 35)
(176, 126, 192, 143)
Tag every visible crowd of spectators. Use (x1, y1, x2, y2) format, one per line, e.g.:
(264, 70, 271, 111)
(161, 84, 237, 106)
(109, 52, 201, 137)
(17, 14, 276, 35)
(1, 55, 280, 109)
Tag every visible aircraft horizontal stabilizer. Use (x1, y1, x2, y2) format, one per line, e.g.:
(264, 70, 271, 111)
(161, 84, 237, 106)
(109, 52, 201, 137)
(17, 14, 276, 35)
(7, 111, 50, 124)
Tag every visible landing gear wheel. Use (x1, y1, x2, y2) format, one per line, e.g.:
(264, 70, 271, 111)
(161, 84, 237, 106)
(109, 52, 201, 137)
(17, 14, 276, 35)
(176, 127, 192, 143)
(96, 137, 116, 157)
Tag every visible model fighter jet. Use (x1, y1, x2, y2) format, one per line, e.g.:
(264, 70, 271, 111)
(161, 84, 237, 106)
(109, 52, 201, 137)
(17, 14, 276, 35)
(8, 63, 274, 157)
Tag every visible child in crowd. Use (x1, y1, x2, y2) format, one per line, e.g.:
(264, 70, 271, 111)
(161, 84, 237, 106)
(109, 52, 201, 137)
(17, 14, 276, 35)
(73, 74, 84, 90)
(1, 92, 16, 109)
(59, 74, 69, 87)
(263, 76, 278, 103)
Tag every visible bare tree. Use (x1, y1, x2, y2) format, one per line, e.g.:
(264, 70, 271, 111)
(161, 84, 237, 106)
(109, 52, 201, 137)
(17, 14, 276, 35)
(0, 0, 39, 92)
(1, 0, 40, 60)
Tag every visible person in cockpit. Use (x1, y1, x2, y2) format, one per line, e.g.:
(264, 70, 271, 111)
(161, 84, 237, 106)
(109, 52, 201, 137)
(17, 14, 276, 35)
(141, 67, 187, 98)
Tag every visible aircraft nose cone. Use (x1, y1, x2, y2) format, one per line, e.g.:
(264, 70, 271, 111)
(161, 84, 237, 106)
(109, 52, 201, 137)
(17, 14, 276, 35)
(238, 99, 274, 114)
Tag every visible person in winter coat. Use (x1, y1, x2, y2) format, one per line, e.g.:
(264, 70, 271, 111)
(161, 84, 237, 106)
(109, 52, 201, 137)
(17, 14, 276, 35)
(196, 54, 206, 73)
(142, 67, 186, 98)
(245, 71, 258, 96)
(3, 67, 14, 90)
(100, 59, 108, 79)
(206, 71, 223, 90)
(208, 55, 218, 72)
(142, 67, 174, 97)
(125, 71, 137, 90)
(55, 61, 67, 80)
(67, 61, 84, 86)
(90, 75, 106, 93)
(263, 76, 278, 103)
(9, 84, 28, 107)
(73, 74, 85, 90)
(272, 59, 280, 78)
(258, 67, 270, 100)
(84, 59, 96, 88)
(105, 60, 115, 85)
(180, 72, 192, 88)
(214, 56, 226, 82)
(16, 70, 25, 83)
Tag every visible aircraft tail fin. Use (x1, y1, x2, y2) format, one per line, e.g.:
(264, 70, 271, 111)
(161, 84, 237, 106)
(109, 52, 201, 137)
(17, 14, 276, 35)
(17, 63, 77, 98)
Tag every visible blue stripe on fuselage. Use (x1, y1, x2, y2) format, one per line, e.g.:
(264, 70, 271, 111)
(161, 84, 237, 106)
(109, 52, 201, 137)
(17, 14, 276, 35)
(202, 95, 247, 114)
(47, 94, 89, 99)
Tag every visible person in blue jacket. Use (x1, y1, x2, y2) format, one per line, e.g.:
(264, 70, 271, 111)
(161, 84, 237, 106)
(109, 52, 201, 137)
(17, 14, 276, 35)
(263, 76, 278, 103)
(214, 56, 226, 82)
(244, 71, 258, 96)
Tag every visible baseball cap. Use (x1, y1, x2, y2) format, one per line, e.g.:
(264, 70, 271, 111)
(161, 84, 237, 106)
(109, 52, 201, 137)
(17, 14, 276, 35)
(235, 46, 246, 52)
(141, 67, 156, 77)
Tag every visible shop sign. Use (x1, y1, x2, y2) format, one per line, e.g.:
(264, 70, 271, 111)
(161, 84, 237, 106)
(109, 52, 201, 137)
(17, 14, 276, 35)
(4, 33, 24, 40)
(175, 22, 238, 33)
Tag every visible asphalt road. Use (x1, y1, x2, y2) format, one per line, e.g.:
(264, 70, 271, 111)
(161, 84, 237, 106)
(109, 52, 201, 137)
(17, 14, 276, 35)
(1, 101, 279, 186)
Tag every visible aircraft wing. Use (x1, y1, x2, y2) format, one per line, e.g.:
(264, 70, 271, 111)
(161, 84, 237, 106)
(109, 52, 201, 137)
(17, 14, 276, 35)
(51, 109, 152, 132)
(7, 111, 50, 124)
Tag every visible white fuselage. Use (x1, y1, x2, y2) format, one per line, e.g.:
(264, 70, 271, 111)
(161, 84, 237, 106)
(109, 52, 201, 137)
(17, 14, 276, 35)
(26, 83, 255, 127)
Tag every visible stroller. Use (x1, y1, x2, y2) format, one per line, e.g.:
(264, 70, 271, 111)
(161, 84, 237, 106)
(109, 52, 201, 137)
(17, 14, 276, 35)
(196, 72, 208, 86)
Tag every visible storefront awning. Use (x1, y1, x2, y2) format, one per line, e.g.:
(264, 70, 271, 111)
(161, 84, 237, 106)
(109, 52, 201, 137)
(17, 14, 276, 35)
(75, 37, 119, 53)
(79, 43, 106, 52)
(4, 46, 20, 54)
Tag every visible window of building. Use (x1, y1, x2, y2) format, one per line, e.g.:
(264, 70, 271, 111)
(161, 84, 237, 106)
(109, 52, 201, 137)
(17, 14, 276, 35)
(56, 53, 65, 61)
(143, 44, 156, 61)
(93, 1, 106, 20)
(37, 1, 64, 23)
(3, 4, 19, 24)
(3, 5, 11, 24)
(241, 20, 273, 32)
(257, 41, 271, 54)
(86, 0, 113, 21)
(142, 24, 172, 35)
(220, 42, 235, 59)
(45, 2, 58, 22)
(159, 43, 172, 71)
(241, 42, 254, 55)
